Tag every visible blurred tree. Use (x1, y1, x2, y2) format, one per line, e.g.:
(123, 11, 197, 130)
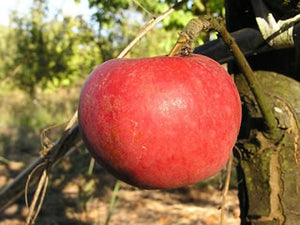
(2, 0, 101, 95)
(0, 25, 17, 84)
(86, 0, 224, 60)
(0, 0, 225, 94)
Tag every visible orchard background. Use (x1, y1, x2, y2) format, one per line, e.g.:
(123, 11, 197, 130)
(1, 0, 299, 225)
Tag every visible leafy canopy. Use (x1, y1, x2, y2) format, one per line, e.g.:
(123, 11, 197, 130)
(0, 0, 224, 95)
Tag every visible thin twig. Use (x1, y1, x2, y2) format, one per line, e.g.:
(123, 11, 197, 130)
(40, 123, 65, 157)
(25, 169, 48, 225)
(132, 0, 153, 16)
(118, 0, 189, 58)
(32, 171, 49, 223)
(51, 111, 78, 162)
(25, 162, 47, 208)
(87, 158, 95, 175)
(25, 111, 79, 222)
(220, 155, 233, 225)
(104, 180, 121, 225)
(65, 111, 78, 131)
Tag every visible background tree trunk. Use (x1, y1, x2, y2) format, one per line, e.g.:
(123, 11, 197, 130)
(235, 71, 300, 225)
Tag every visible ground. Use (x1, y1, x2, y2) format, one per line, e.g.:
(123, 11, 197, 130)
(0, 151, 240, 225)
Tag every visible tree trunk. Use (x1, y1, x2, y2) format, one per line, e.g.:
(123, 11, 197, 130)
(235, 71, 300, 225)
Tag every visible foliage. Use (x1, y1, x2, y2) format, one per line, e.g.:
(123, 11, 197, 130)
(86, 0, 224, 60)
(1, 0, 101, 95)
(0, 0, 224, 95)
(0, 25, 17, 84)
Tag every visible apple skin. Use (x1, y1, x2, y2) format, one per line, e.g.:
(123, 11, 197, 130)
(78, 54, 241, 189)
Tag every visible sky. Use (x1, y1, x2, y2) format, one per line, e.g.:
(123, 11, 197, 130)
(0, 0, 93, 26)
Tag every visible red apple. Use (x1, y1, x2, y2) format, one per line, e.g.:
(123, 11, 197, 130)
(78, 54, 241, 189)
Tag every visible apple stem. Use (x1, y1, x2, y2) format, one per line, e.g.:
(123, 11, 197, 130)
(168, 17, 210, 57)
(169, 16, 281, 140)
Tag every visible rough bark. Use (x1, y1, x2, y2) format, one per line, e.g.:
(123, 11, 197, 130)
(235, 71, 300, 225)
